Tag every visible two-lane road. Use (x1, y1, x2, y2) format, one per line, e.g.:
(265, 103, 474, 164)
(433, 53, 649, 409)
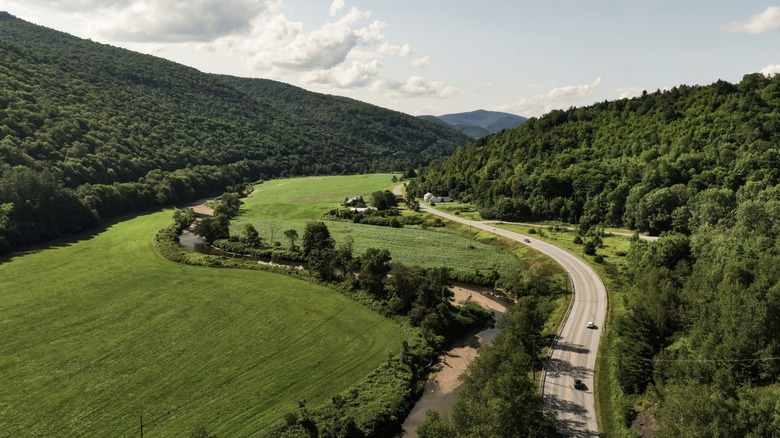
(396, 185, 606, 436)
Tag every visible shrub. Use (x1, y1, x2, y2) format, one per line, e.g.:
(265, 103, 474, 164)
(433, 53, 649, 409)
(401, 216, 424, 225)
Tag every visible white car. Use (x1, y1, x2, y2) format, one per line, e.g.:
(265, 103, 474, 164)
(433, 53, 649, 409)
(586, 321, 596, 329)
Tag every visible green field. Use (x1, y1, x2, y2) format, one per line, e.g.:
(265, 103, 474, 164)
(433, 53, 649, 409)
(0, 211, 403, 436)
(241, 174, 400, 220)
(235, 175, 522, 275)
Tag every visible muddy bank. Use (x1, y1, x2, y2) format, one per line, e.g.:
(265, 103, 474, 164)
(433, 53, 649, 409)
(178, 229, 225, 255)
(183, 196, 218, 216)
(399, 285, 510, 437)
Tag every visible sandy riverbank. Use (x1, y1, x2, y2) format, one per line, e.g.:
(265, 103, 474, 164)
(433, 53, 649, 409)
(399, 285, 509, 437)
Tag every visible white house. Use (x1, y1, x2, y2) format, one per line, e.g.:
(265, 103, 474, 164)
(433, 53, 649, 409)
(423, 192, 452, 203)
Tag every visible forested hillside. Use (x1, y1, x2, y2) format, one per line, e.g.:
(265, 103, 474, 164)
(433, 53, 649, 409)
(0, 12, 469, 252)
(411, 74, 780, 435)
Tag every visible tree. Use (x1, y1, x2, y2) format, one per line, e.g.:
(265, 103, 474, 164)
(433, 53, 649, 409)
(0, 202, 15, 253)
(418, 411, 455, 438)
(386, 263, 421, 315)
(583, 240, 597, 255)
(370, 190, 398, 211)
(194, 213, 230, 242)
(302, 221, 336, 280)
(450, 322, 560, 437)
(283, 228, 298, 251)
(498, 296, 547, 358)
(358, 248, 392, 296)
(336, 236, 356, 273)
(172, 207, 196, 231)
(302, 221, 334, 257)
(244, 223, 261, 248)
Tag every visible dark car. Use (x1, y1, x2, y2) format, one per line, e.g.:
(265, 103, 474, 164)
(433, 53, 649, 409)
(574, 379, 586, 390)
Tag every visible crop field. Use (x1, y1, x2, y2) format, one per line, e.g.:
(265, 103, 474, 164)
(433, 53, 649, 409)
(0, 211, 403, 436)
(234, 175, 522, 275)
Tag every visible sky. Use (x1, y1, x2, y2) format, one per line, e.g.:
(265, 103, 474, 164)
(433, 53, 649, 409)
(1, 1, 779, 117)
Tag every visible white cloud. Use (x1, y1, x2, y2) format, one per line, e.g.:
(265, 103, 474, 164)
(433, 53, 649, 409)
(379, 42, 412, 57)
(722, 6, 780, 34)
(79, 0, 273, 42)
(500, 77, 603, 117)
(211, 6, 386, 72)
(303, 60, 380, 88)
(382, 76, 456, 99)
(547, 77, 603, 100)
(355, 18, 386, 44)
(411, 56, 430, 68)
(761, 64, 780, 76)
(329, 0, 345, 16)
(616, 87, 644, 99)
(7, 0, 131, 11)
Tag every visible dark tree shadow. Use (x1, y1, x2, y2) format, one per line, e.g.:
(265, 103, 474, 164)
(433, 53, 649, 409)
(543, 393, 601, 437)
(555, 342, 591, 355)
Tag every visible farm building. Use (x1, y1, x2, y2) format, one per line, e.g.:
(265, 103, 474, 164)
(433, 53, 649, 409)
(423, 192, 452, 203)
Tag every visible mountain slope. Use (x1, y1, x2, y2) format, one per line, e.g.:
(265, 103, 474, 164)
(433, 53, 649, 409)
(218, 76, 467, 162)
(420, 109, 527, 138)
(0, 12, 469, 250)
(410, 74, 780, 436)
(410, 75, 780, 235)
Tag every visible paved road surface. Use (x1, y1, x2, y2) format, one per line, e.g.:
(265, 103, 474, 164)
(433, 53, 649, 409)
(395, 185, 606, 436)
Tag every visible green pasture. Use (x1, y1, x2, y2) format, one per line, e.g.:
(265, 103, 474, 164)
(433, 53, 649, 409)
(428, 201, 484, 221)
(242, 173, 398, 220)
(234, 175, 521, 275)
(0, 211, 403, 436)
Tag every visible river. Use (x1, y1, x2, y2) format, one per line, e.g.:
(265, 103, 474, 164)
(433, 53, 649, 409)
(398, 284, 511, 437)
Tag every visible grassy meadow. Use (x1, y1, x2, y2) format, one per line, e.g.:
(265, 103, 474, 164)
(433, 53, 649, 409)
(0, 211, 403, 436)
(234, 175, 522, 275)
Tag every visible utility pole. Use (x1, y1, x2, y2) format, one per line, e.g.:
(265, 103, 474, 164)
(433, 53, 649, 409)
(532, 338, 536, 380)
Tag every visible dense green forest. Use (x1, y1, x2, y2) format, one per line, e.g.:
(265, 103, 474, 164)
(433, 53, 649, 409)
(411, 74, 780, 435)
(0, 12, 469, 252)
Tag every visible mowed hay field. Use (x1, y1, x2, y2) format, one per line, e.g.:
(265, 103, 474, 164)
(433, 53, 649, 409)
(236, 175, 522, 274)
(0, 211, 403, 436)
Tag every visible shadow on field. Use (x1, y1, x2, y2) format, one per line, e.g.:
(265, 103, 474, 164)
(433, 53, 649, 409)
(0, 208, 166, 264)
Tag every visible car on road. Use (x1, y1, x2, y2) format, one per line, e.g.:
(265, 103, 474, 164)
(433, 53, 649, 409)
(524, 238, 531, 243)
(574, 379, 586, 390)
(586, 321, 596, 329)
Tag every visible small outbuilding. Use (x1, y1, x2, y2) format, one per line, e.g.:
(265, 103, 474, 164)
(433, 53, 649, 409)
(423, 192, 452, 203)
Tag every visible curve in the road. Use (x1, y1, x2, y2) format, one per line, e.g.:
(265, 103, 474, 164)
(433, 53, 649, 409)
(396, 186, 606, 436)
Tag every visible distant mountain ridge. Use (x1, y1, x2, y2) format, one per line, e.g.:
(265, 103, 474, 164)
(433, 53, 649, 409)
(420, 109, 527, 138)
(0, 12, 470, 251)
